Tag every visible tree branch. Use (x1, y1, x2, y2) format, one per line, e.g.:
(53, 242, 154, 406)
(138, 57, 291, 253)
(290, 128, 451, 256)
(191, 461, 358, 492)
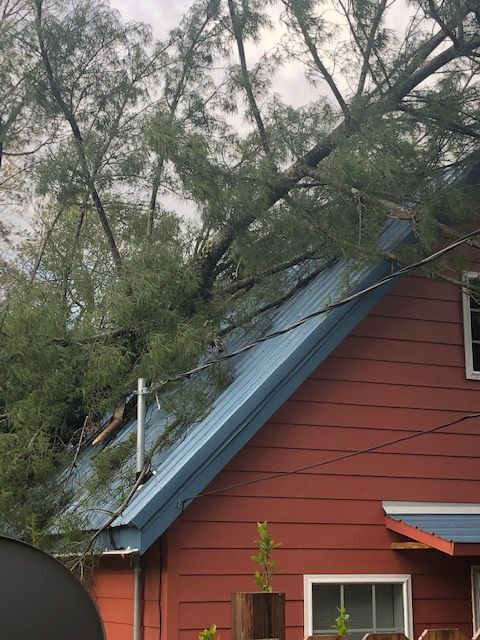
(147, 10, 213, 237)
(219, 249, 318, 296)
(355, 0, 389, 98)
(219, 262, 327, 336)
(227, 0, 271, 156)
(33, 0, 122, 272)
(426, 0, 459, 47)
(398, 102, 480, 139)
(29, 207, 64, 283)
(197, 4, 480, 298)
(284, 0, 349, 118)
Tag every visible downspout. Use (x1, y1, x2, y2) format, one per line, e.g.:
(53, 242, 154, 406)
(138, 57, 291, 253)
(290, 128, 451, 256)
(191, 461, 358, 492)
(133, 378, 148, 640)
(133, 554, 144, 640)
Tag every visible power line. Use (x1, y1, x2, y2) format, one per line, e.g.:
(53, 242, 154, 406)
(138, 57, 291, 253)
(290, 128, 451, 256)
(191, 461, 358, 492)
(179, 411, 480, 509)
(152, 220, 480, 391)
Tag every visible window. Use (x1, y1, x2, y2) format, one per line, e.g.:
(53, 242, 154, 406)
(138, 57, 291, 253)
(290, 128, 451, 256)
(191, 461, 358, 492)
(462, 272, 480, 380)
(304, 574, 413, 640)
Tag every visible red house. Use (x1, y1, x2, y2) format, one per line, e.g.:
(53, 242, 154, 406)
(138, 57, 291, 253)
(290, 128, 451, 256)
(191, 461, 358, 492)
(66, 217, 480, 640)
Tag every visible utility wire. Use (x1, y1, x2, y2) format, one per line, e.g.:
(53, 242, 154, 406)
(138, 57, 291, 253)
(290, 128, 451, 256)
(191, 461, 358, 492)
(179, 411, 480, 509)
(152, 220, 480, 392)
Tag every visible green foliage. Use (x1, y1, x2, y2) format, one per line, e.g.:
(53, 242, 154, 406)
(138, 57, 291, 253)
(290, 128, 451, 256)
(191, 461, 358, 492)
(0, 0, 479, 552)
(251, 520, 282, 592)
(198, 624, 219, 640)
(333, 607, 350, 636)
(86, 434, 136, 497)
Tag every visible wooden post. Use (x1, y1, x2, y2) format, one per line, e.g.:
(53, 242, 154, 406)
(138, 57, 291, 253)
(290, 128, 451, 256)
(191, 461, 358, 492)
(232, 592, 285, 640)
(362, 634, 409, 640)
(418, 630, 469, 640)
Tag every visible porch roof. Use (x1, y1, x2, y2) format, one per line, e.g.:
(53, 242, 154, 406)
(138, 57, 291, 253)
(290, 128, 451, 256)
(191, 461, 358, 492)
(383, 501, 480, 556)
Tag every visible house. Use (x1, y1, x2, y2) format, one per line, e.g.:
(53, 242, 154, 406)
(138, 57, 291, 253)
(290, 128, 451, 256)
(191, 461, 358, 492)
(64, 177, 480, 640)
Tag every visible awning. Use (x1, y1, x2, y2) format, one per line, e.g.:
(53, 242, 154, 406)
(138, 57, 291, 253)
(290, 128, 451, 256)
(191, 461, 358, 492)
(383, 501, 480, 556)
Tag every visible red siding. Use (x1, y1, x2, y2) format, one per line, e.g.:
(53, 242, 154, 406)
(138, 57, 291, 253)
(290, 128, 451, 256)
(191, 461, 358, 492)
(91, 544, 161, 640)
(91, 557, 134, 640)
(92, 275, 480, 640)
(164, 276, 480, 640)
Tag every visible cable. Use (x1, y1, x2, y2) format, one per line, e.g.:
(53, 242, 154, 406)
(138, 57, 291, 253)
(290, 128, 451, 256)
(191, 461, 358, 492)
(153, 221, 480, 391)
(178, 411, 480, 509)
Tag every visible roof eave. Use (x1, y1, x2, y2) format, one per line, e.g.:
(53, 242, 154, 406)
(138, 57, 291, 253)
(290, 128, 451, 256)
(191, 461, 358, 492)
(385, 516, 480, 556)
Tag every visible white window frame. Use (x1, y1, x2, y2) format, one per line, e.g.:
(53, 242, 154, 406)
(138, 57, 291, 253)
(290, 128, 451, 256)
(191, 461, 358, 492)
(303, 574, 413, 639)
(471, 566, 480, 633)
(462, 271, 480, 380)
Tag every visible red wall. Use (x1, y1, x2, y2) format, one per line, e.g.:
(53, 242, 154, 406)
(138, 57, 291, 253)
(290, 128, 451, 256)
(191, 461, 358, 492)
(160, 276, 480, 640)
(93, 275, 480, 640)
(91, 544, 161, 640)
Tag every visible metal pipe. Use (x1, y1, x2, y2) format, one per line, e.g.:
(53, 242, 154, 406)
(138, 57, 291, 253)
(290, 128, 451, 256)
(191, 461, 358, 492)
(133, 555, 144, 640)
(136, 378, 147, 477)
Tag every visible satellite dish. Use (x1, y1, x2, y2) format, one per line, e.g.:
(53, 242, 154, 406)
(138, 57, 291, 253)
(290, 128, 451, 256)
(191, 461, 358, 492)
(0, 536, 105, 640)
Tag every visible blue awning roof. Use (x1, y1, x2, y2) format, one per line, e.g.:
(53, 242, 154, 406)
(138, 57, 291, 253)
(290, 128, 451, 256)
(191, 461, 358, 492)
(388, 514, 480, 543)
(384, 502, 480, 555)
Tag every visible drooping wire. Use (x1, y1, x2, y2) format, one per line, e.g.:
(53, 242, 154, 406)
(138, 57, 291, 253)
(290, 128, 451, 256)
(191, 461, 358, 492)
(178, 411, 480, 510)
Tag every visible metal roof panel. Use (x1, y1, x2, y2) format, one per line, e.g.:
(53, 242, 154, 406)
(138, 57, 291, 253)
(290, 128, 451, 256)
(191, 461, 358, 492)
(61, 218, 413, 549)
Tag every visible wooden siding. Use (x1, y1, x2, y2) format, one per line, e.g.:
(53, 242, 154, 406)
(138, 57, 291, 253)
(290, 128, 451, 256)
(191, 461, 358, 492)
(160, 276, 480, 640)
(92, 557, 134, 640)
(91, 544, 161, 640)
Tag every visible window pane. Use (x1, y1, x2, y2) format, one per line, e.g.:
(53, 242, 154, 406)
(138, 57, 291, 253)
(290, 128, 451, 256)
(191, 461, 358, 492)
(375, 583, 404, 630)
(313, 584, 341, 633)
(470, 290, 480, 312)
(473, 342, 480, 372)
(344, 584, 373, 631)
(310, 581, 407, 638)
(471, 311, 480, 340)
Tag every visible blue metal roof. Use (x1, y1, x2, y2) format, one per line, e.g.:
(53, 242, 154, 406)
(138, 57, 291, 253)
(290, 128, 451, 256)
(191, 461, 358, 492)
(388, 514, 480, 543)
(63, 218, 413, 553)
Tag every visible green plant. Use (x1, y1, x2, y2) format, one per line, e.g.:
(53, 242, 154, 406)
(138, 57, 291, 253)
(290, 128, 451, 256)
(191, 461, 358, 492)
(250, 520, 281, 592)
(333, 606, 350, 636)
(198, 624, 219, 640)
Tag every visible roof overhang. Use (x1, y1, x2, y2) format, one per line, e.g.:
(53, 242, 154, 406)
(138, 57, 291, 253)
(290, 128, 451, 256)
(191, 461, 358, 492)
(384, 502, 480, 556)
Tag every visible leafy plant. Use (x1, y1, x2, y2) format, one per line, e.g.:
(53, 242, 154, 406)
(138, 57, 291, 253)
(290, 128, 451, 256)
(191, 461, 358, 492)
(251, 520, 281, 592)
(333, 606, 350, 636)
(198, 624, 219, 640)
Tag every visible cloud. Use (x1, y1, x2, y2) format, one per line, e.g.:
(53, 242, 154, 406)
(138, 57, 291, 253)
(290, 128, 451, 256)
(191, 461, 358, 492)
(110, 0, 191, 37)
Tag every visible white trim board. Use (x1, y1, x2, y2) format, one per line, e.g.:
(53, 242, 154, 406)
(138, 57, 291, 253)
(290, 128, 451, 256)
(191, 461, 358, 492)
(383, 501, 480, 515)
(462, 271, 480, 381)
(303, 574, 413, 639)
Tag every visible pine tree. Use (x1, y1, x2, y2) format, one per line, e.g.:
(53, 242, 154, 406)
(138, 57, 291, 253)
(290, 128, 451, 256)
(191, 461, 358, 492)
(0, 0, 479, 543)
